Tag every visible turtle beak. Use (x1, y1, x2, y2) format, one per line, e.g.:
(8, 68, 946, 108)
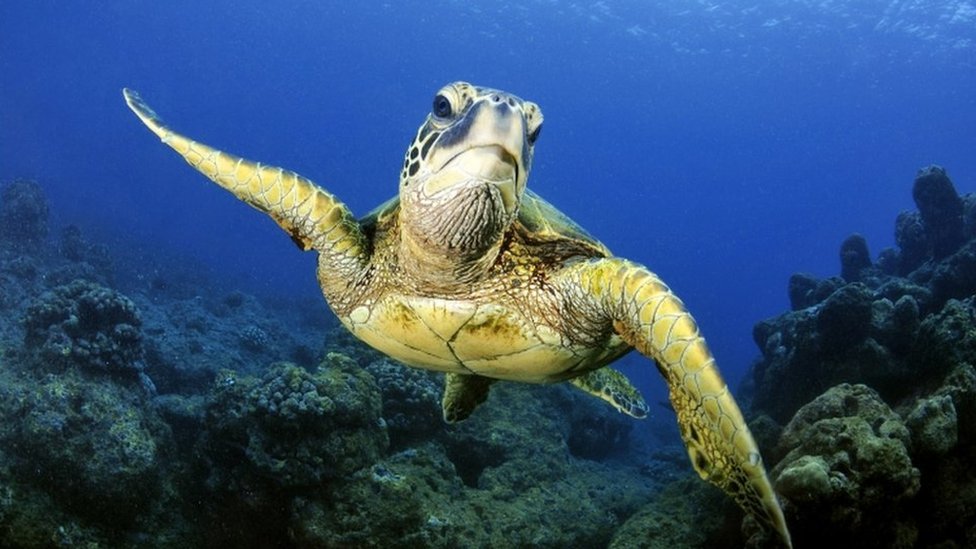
(470, 145, 519, 217)
(426, 145, 518, 201)
(496, 178, 518, 216)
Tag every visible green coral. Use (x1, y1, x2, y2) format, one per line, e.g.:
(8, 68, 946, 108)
(203, 353, 388, 489)
(4, 367, 165, 527)
(772, 383, 920, 547)
(365, 358, 442, 447)
(291, 440, 649, 548)
(912, 297, 976, 375)
(906, 394, 958, 457)
(609, 476, 727, 549)
(23, 279, 145, 377)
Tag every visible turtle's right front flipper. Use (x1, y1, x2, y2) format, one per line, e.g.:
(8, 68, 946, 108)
(122, 89, 367, 270)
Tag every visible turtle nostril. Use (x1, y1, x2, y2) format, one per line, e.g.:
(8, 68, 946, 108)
(491, 94, 500, 103)
(507, 98, 515, 107)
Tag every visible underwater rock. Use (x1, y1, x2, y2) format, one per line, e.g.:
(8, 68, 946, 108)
(59, 224, 86, 261)
(365, 358, 443, 448)
(136, 288, 322, 395)
(787, 272, 818, 310)
(786, 273, 843, 311)
(23, 279, 146, 379)
(288, 444, 475, 548)
(871, 294, 920, 355)
(913, 165, 964, 260)
(0, 255, 39, 313)
(816, 283, 874, 353)
(773, 383, 920, 547)
(751, 307, 823, 423)
(906, 394, 957, 457)
(910, 297, 976, 380)
(753, 283, 928, 424)
(567, 410, 632, 461)
(609, 474, 751, 548)
(874, 277, 933, 313)
(4, 368, 167, 525)
(57, 225, 113, 280)
(906, 363, 976, 546)
(839, 233, 872, 282)
(201, 354, 387, 490)
(964, 193, 976, 240)
(747, 167, 976, 545)
(936, 362, 976, 443)
(441, 384, 570, 489)
(0, 179, 49, 250)
(928, 239, 976, 305)
(291, 440, 649, 549)
(876, 246, 899, 276)
(895, 210, 928, 275)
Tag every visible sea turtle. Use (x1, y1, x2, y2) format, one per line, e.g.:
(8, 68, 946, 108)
(123, 82, 792, 547)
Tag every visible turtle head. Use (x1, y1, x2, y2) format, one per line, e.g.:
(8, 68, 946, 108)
(398, 82, 543, 283)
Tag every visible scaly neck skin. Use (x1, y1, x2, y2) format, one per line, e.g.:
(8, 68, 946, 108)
(399, 181, 510, 291)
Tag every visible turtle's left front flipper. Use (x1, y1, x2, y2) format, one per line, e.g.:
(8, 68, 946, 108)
(559, 258, 792, 548)
(122, 89, 367, 272)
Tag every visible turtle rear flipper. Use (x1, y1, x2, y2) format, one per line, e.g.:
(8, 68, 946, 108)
(442, 372, 495, 423)
(570, 368, 649, 419)
(122, 89, 367, 267)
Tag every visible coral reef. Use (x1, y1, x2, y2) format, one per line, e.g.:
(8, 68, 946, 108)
(610, 476, 738, 548)
(289, 383, 653, 548)
(745, 166, 976, 547)
(136, 287, 325, 395)
(23, 279, 147, 380)
(200, 354, 387, 490)
(772, 384, 920, 547)
(365, 357, 443, 448)
(0, 341, 182, 545)
(9, 370, 166, 523)
(752, 165, 974, 423)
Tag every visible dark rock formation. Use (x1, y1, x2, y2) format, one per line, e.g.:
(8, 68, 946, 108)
(747, 167, 976, 547)
(839, 233, 872, 282)
(816, 282, 873, 353)
(895, 210, 928, 274)
(913, 165, 964, 260)
(787, 273, 843, 311)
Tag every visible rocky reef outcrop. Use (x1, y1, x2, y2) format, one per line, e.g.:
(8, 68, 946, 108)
(773, 384, 920, 546)
(746, 166, 976, 547)
(200, 354, 388, 491)
(24, 279, 148, 380)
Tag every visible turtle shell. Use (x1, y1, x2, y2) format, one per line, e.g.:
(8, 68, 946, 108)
(515, 189, 611, 258)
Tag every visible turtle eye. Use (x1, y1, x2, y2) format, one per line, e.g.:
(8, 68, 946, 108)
(432, 94, 453, 119)
(527, 124, 542, 145)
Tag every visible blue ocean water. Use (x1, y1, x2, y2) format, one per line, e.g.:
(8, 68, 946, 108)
(2, 0, 974, 405)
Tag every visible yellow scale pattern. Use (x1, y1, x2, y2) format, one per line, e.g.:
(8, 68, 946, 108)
(570, 258, 791, 547)
(122, 89, 365, 267)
